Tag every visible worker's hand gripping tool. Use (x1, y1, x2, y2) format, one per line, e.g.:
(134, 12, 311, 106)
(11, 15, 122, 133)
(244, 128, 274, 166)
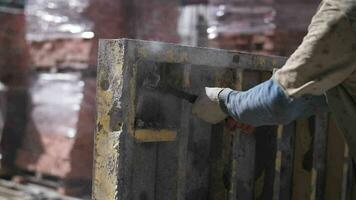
(158, 85, 254, 133)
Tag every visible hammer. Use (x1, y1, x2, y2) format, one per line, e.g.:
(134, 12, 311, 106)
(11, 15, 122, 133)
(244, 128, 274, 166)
(143, 72, 254, 133)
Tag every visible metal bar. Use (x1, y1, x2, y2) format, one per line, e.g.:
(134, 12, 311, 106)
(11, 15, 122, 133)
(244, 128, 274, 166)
(345, 157, 353, 200)
(229, 70, 259, 200)
(341, 145, 354, 200)
(181, 66, 215, 199)
(93, 39, 296, 200)
(122, 39, 287, 71)
(311, 113, 329, 200)
(273, 123, 296, 200)
(93, 39, 136, 200)
(177, 65, 191, 200)
(232, 132, 256, 200)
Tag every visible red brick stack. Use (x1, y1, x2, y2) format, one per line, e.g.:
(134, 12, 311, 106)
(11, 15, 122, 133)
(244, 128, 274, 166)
(14, 0, 181, 197)
(13, 1, 100, 196)
(0, 12, 28, 86)
(0, 7, 29, 174)
(208, 0, 319, 56)
(15, 73, 96, 196)
(134, 0, 180, 43)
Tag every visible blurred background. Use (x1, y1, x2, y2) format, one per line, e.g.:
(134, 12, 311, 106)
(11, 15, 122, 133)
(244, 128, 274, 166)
(0, 0, 319, 199)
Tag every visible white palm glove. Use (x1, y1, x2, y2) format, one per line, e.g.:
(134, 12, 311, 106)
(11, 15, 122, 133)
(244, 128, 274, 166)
(192, 87, 227, 124)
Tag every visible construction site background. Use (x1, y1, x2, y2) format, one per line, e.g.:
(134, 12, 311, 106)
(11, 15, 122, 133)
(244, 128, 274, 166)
(0, 0, 319, 198)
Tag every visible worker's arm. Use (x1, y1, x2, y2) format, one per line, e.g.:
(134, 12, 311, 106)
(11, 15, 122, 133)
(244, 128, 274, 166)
(193, 0, 356, 126)
(273, 0, 356, 97)
(192, 79, 328, 126)
(217, 78, 328, 126)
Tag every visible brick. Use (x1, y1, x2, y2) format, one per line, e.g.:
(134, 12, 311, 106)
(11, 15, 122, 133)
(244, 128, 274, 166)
(134, 0, 180, 43)
(0, 12, 28, 86)
(15, 73, 95, 181)
(85, 0, 131, 67)
(29, 39, 92, 69)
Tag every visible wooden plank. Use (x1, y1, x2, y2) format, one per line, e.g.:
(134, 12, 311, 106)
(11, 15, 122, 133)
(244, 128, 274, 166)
(311, 113, 328, 200)
(226, 70, 243, 200)
(208, 124, 228, 200)
(154, 63, 183, 200)
(177, 101, 191, 200)
(232, 132, 256, 200)
(131, 143, 158, 200)
(324, 114, 347, 200)
(229, 70, 259, 200)
(177, 65, 192, 200)
(291, 118, 313, 200)
(341, 146, 353, 200)
(130, 61, 166, 200)
(156, 141, 179, 200)
(273, 126, 284, 200)
(182, 66, 218, 200)
(252, 72, 277, 200)
(254, 126, 278, 200)
(208, 68, 237, 200)
(273, 122, 296, 200)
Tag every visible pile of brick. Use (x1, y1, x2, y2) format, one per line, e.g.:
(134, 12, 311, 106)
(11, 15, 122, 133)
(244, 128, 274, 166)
(12, 0, 182, 197)
(12, 0, 97, 196)
(134, 0, 180, 43)
(208, 0, 320, 56)
(0, 6, 29, 177)
(0, 12, 28, 86)
(29, 39, 92, 70)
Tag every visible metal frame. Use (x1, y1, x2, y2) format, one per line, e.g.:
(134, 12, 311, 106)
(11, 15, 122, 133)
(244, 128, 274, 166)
(93, 39, 349, 200)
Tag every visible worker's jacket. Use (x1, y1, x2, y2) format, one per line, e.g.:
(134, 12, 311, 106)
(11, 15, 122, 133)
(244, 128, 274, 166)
(274, 0, 356, 157)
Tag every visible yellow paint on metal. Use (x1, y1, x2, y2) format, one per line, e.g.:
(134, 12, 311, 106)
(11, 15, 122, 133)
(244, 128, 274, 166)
(341, 144, 350, 200)
(272, 59, 278, 67)
(259, 57, 266, 66)
(275, 125, 283, 172)
(134, 129, 177, 142)
(229, 158, 238, 198)
(310, 168, 317, 200)
(255, 170, 266, 199)
(93, 40, 125, 200)
(180, 52, 189, 63)
(138, 47, 147, 58)
(166, 49, 175, 62)
(183, 66, 191, 87)
(292, 119, 312, 200)
(275, 151, 282, 172)
(324, 115, 346, 200)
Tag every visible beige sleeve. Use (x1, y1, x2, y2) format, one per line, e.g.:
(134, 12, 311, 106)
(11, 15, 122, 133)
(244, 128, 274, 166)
(274, 0, 356, 98)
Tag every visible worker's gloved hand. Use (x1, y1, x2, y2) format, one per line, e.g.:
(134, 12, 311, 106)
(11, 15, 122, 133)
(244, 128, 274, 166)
(192, 87, 227, 124)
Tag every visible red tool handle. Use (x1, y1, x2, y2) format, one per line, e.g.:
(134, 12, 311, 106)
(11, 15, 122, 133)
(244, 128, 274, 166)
(225, 117, 254, 133)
